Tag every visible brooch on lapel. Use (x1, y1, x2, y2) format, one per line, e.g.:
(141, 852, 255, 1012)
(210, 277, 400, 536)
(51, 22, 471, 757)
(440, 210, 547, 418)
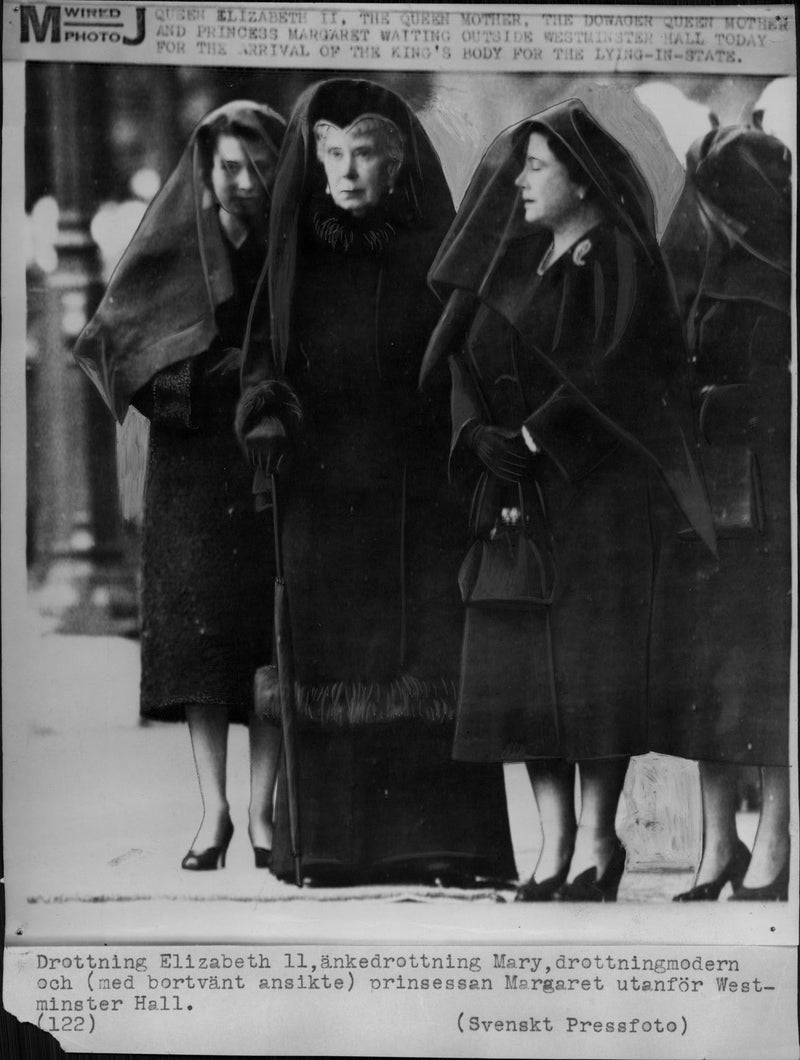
(572, 238, 592, 266)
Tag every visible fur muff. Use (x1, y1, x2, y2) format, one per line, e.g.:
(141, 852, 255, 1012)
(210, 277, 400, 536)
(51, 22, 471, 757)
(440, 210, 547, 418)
(234, 379, 303, 449)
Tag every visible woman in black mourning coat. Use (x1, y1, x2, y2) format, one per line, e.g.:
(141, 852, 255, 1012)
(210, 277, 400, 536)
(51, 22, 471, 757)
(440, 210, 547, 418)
(237, 78, 516, 886)
(75, 102, 286, 871)
(421, 98, 716, 902)
(652, 127, 792, 901)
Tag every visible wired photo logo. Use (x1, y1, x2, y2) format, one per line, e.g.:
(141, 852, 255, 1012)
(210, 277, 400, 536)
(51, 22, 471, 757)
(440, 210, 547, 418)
(19, 5, 146, 45)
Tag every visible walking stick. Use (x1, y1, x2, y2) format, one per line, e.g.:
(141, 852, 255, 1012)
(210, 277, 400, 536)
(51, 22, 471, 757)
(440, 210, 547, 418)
(270, 472, 303, 887)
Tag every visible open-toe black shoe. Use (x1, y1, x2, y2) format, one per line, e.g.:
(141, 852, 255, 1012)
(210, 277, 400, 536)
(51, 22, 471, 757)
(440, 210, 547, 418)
(181, 818, 234, 871)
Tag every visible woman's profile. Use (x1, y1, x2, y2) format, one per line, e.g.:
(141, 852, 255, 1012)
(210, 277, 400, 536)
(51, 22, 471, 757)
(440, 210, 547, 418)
(74, 101, 286, 872)
(422, 97, 715, 902)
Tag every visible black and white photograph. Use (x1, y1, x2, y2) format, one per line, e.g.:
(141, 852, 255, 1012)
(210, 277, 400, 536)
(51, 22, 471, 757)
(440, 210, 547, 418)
(2, 2, 797, 1056)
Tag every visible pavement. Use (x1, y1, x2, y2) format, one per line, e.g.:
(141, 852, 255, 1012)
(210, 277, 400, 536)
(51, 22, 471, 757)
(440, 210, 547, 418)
(3, 597, 760, 947)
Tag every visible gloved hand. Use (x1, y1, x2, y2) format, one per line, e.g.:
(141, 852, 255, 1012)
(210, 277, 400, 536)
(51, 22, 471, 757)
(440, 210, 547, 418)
(235, 379, 302, 476)
(243, 415, 290, 473)
(464, 422, 531, 482)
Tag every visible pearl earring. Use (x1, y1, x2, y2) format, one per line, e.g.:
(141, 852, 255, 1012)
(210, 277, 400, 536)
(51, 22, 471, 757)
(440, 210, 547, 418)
(325, 183, 331, 196)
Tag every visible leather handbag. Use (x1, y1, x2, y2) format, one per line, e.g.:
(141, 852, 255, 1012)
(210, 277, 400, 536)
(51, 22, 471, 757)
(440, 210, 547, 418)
(458, 477, 556, 609)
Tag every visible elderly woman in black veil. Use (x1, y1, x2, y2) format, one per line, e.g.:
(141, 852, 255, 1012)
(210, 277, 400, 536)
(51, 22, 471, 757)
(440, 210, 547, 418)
(421, 99, 716, 902)
(75, 102, 286, 870)
(237, 78, 516, 887)
(652, 127, 792, 901)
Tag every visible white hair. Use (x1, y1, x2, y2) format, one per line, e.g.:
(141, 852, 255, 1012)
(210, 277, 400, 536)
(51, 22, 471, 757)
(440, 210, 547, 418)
(313, 114, 404, 171)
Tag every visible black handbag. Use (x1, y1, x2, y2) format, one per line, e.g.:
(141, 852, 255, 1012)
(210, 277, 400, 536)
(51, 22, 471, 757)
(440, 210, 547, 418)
(458, 477, 556, 609)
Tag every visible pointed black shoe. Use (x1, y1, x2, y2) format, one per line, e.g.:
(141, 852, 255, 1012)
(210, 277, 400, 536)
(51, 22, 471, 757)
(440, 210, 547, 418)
(728, 856, 790, 902)
(673, 839, 751, 901)
(515, 862, 570, 902)
(557, 839, 626, 902)
(181, 818, 234, 871)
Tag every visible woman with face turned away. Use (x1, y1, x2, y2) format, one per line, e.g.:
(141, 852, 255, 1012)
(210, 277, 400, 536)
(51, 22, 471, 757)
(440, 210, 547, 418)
(651, 127, 792, 902)
(237, 79, 516, 887)
(421, 98, 716, 902)
(74, 102, 286, 872)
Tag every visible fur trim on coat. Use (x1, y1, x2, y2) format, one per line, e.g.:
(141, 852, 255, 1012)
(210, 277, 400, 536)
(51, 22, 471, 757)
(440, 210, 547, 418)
(254, 664, 456, 727)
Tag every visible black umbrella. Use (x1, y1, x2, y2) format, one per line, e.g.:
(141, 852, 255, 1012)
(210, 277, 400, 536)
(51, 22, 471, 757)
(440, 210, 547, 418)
(270, 474, 302, 887)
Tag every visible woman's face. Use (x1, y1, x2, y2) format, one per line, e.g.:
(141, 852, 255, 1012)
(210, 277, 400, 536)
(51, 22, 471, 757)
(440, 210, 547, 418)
(320, 126, 394, 217)
(515, 132, 586, 229)
(210, 132, 273, 223)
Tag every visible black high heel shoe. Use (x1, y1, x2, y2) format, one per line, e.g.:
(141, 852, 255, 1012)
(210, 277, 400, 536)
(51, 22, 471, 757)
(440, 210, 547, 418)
(515, 862, 570, 902)
(557, 839, 627, 902)
(728, 856, 789, 902)
(181, 818, 234, 871)
(673, 839, 751, 901)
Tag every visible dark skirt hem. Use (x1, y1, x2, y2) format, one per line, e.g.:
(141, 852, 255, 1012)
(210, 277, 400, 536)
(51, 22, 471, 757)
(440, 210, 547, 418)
(452, 746, 637, 764)
(655, 748, 790, 769)
(140, 695, 264, 725)
(273, 853, 517, 888)
(270, 724, 517, 885)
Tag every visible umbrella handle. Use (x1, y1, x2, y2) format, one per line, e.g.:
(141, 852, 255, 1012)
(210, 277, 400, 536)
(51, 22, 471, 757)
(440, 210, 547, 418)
(271, 473, 283, 580)
(270, 472, 302, 887)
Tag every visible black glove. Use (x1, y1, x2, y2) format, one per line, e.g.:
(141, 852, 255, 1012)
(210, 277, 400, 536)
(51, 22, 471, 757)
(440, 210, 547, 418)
(465, 422, 531, 483)
(235, 379, 302, 476)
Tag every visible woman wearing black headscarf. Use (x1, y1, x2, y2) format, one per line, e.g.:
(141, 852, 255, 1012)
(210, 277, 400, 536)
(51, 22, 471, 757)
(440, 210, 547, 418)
(652, 127, 792, 901)
(422, 98, 715, 902)
(74, 101, 286, 870)
(237, 78, 516, 887)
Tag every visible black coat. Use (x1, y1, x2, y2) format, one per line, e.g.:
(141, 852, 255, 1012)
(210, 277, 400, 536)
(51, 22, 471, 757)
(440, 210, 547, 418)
(72, 102, 285, 722)
(447, 224, 684, 762)
(242, 79, 517, 883)
(272, 208, 466, 717)
(241, 79, 467, 723)
(422, 99, 715, 765)
(649, 126, 792, 767)
(139, 235, 273, 721)
(649, 247, 791, 765)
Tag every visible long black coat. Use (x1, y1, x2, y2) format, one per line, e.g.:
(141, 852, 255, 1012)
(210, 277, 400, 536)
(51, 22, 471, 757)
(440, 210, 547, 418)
(248, 201, 467, 720)
(138, 235, 273, 722)
(649, 245, 791, 765)
(243, 79, 516, 883)
(448, 223, 686, 762)
(72, 102, 286, 722)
